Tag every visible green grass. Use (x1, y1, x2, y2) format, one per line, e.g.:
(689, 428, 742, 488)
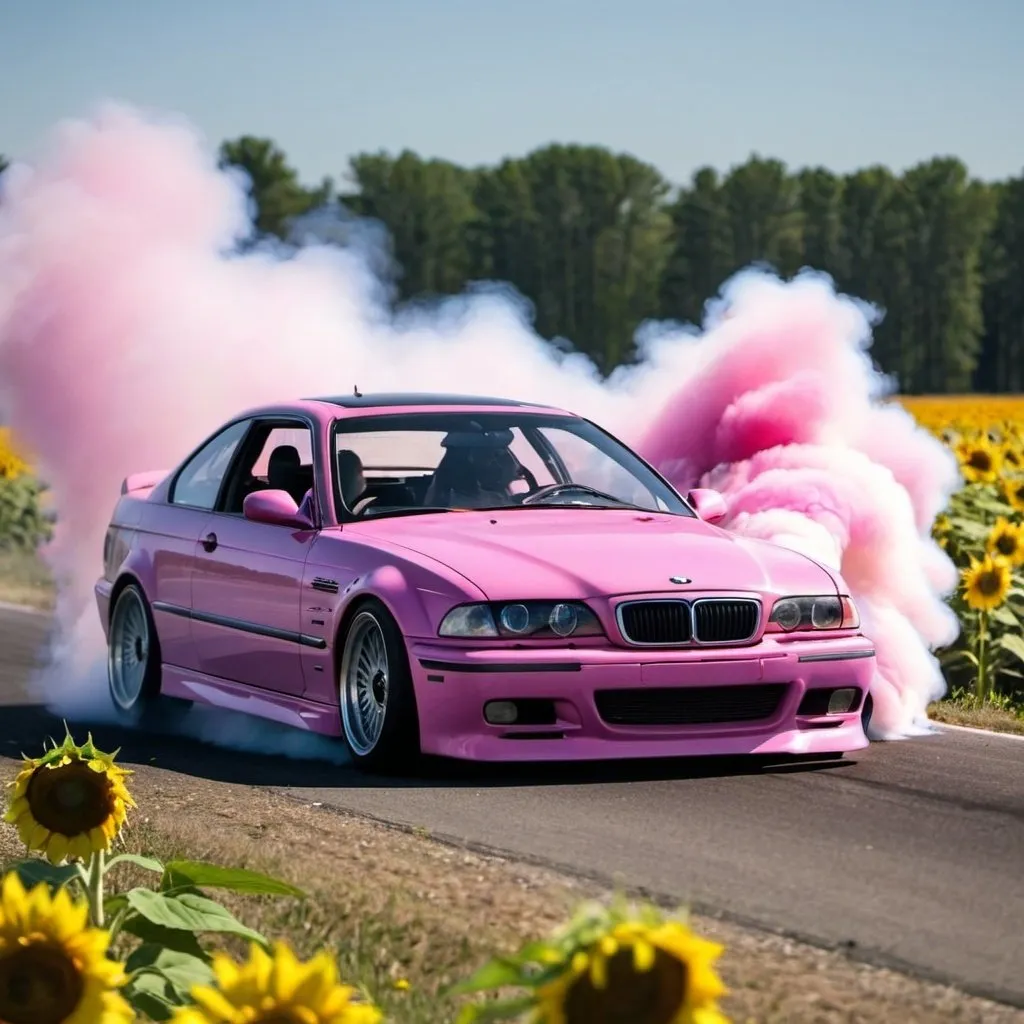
(928, 693, 1024, 735)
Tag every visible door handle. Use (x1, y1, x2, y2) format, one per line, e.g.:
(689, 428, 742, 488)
(201, 532, 218, 553)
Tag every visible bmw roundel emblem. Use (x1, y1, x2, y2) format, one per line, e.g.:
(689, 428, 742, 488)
(669, 576, 691, 585)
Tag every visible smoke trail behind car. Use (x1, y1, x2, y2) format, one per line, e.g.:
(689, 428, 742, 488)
(0, 104, 961, 754)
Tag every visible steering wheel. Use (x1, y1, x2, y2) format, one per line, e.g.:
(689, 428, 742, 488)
(518, 482, 627, 507)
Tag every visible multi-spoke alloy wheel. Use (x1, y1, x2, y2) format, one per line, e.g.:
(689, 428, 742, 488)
(338, 599, 420, 772)
(108, 585, 152, 712)
(341, 611, 390, 756)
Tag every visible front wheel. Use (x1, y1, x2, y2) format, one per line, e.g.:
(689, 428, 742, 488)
(338, 599, 420, 773)
(107, 583, 189, 727)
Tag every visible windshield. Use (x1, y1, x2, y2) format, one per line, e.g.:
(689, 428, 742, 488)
(329, 411, 694, 520)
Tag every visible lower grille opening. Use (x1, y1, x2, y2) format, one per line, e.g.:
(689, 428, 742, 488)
(595, 683, 788, 727)
(797, 687, 864, 716)
(483, 698, 558, 726)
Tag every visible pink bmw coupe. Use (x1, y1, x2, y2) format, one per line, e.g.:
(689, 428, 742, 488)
(96, 393, 876, 772)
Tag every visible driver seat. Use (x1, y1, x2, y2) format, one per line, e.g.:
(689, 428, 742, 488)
(267, 445, 305, 504)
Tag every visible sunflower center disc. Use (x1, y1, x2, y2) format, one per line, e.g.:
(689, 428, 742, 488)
(997, 536, 1017, 556)
(0, 943, 85, 1024)
(979, 572, 1003, 596)
(564, 948, 687, 1024)
(25, 761, 114, 834)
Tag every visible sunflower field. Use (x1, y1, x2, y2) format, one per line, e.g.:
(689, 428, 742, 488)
(0, 427, 52, 552)
(0, 731, 731, 1023)
(898, 395, 1024, 711)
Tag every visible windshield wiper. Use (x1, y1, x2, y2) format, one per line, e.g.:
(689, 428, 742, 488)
(359, 505, 460, 519)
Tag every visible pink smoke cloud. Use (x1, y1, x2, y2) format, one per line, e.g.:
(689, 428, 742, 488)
(0, 104, 962, 744)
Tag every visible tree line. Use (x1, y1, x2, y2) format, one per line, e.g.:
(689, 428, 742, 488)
(3, 139, 1023, 393)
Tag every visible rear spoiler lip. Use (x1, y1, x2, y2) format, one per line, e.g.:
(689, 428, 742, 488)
(121, 469, 170, 495)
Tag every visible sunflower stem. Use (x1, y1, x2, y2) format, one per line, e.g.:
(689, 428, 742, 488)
(86, 849, 106, 928)
(976, 610, 989, 703)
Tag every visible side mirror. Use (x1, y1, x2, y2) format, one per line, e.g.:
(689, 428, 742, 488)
(687, 487, 728, 525)
(243, 490, 314, 530)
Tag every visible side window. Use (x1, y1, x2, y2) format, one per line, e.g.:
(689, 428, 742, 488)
(171, 420, 250, 510)
(250, 427, 314, 477)
(221, 422, 317, 515)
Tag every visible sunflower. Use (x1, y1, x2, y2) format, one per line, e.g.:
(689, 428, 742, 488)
(961, 553, 1012, 612)
(0, 872, 132, 1024)
(955, 439, 1002, 484)
(985, 517, 1024, 566)
(529, 918, 728, 1024)
(170, 942, 382, 1024)
(1005, 477, 1024, 514)
(4, 733, 135, 865)
(1002, 446, 1023, 473)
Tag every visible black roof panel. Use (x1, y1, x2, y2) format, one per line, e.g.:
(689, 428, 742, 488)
(309, 392, 547, 409)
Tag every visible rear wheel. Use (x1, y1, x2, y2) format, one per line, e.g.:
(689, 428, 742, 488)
(107, 584, 189, 726)
(339, 599, 420, 773)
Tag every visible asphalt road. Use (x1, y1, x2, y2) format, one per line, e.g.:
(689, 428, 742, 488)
(2, 607, 1023, 1008)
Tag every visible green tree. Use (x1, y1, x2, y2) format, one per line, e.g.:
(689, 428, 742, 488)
(721, 155, 803, 276)
(900, 158, 994, 393)
(660, 167, 733, 325)
(219, 136, 331, 240)
(344, 150, 480, 298)
(473, 145, 671, 370)
(977, 176, 1024, 391)
(797, 167, 844, 273)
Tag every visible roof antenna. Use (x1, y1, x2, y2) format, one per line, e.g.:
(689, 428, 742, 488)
(353, 385, 362, 398)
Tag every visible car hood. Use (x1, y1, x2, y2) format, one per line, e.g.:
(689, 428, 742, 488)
(352, 509, 840, 601)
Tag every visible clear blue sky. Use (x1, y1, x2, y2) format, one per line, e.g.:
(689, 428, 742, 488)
(2, 0, 1022, 189)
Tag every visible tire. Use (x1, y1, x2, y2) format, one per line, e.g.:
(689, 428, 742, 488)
(338, 598, 420, 773)
(107, 583, 190, 727)
(861, 693, 875, 736)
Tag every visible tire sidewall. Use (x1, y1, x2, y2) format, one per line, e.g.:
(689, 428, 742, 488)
(107, 583, 189, 726)
(338, 598, 419, 771)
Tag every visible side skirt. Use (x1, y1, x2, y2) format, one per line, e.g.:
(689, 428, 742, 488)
(161, 665, 343, 737)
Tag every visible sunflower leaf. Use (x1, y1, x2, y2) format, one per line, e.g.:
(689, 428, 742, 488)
(126, 944, 215, 994)
(455, 994, 538, 1023)
(6, 858, 80, 892)
(106, 853, 164, 876)
(997, 632, 1024, 666)
(160, 859, 305, 898)
(119, 904, 211, 960)
(126, 888, 267, 945)
(123, 971, 181, 1022)
(450, 957, 532, 994)
(988, 604, 1019, 628)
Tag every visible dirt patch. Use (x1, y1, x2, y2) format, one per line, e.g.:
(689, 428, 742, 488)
(928, 699, 1024, 736)
(0, 549, 55, 611)
(2, 758, 1019, 1024)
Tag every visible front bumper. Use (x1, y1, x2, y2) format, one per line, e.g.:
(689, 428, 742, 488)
(409, 634, 875, 761)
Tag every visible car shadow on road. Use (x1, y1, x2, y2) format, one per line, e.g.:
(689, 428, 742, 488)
(1, 702, 860, 791)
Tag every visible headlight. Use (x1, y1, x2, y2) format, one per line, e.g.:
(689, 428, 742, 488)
(438, 601, 604, 639)
(768, 595, 859, 631)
